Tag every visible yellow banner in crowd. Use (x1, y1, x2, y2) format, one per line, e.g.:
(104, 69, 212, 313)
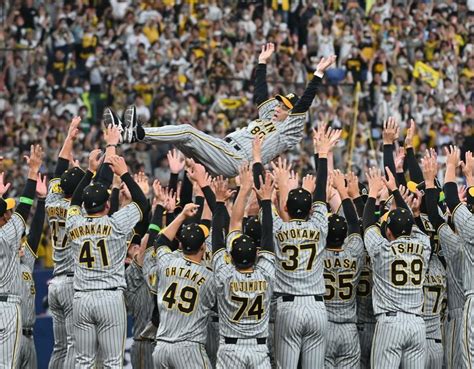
(412, 61, 440, 88)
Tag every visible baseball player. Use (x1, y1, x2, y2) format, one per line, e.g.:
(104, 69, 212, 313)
(211, 168, 274, 369)
(66, 141, 147, 367)
(270, 126, 339, 369)
(151, 203, 216, 369)
(440, 146, 474, 368)
(363, 167, 431, 369)
(17, 175, 47, 369)
(422, 148, 467, 369)
(322, 170, 364, 368)
(106, 46, 337, 178)
(46, 117, 84, 369)
(0, 145, 43, 369)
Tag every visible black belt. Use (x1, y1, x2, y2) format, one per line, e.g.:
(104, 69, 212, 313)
(133, 337, 154, 343)
(428, 338, 442, 343)
(281, 295, 324, 302)
(54, 273, 74, 278)
(0, 295, 9, 302)
(211, 316, 219, 322)
(75, 287, 119, 292)
(23, 328, 33, 337)
(383, 312, 421, 318)
(224, 137, 241, 151)
(224, 337, 266, 345)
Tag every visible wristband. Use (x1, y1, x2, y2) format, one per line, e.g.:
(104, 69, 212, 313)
(20, 197, 34, 205)
(149, 224, 161, 232)
(374, 211, 381, 216)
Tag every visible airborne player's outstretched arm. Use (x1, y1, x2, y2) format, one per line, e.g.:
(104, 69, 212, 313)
(254, 43, 273, 107)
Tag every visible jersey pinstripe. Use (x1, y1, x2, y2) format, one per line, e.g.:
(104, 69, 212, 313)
(357, 250, 375, 323)
(322, 234, 364, 323)
(214, 236, 274, 338)
(422, 254, 447, 340)
(257, 99, 279, 120)
(19, 242, 37, 328)
(124, 261, 155, 340)
(46, 178, 75, 276)
(364, 225, 431, 315)
(0, 214, 26, 296)
(154, 245, 216, 344)
(66, 203, 142, 291)
(452, 204, 474, 295)
(272, 202, 328, 295)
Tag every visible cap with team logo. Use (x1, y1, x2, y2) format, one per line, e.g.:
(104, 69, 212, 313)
(60, 167, 85, 196)
(179, 223, 209, 254)
(275, 93, 299, 110)
(467, 187, 474, 213)
(243, 216, 261, 243)
(0, 198, 16, 217)
(286, 188, 312, 218)
(229, 234, 257, 269)
(326, 214, 348, 247)
(386, 208, 414, 238)
(82, 182, 110, 214)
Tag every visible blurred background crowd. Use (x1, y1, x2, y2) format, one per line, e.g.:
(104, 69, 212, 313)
(1, 0, 473, 267)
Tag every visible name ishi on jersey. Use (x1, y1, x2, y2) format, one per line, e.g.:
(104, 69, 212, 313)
(324, 258, 358, 271)
(165, 267, 206, 287)
(276, 229, 321, 242)
(68, 224, 112, 240)
(390, 242, 423, 256)
(47, 206, 67, 218)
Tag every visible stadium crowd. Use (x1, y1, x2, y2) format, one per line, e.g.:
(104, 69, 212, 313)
(1, 0, 474, 260)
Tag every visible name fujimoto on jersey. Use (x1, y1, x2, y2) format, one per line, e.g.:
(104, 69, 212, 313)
(230, 280, 268, 293)
(164, 266, 206, 287)
(276, 228, 321, 242)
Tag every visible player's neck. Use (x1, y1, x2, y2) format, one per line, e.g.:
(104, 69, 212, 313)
(183, 254, 202, 264)
(237, 267, 254, 273)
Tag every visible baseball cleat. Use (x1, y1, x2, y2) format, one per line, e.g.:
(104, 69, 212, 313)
(122, 105, 139, 143)
(102, 107, 124, 133)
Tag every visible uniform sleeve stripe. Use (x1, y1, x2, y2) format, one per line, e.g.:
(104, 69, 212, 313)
(211, 248, 225, 260)
(258, 250, 275, 256)
(131, 202, 143, 221)
(451, 202, 465, 219)
(437, 222, 448, 235)
(289, 112, 307, 116)
(23, 241, 38, 259)
(363, 224, 381, 237)
(257, 98, 276, 110)
(13, 212, 26, 229)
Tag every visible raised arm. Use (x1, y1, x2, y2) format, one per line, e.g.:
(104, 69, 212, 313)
(405, 120, 424, 183)
(162, 203, 199, 242)
(383, 167, 409, 210)
(443, 146, 462, 213)
(382, 117, 399, 182)
(254, 172, 274, 253)
(422, 149, 445, 229)
(212, 177, 235, 253)
(333, 170, 360, 235)
(229, 164, 253, 232)
(26, 174, 47, 253)
(253, 43, 274, 106)
(55, 116, 80, 178)
(70, 149, 100, 207)
(363, 167, 384, 231)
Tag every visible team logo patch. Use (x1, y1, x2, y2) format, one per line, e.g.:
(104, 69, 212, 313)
(148, 273, 157, 287)
(67, 206, 81, 217)
(51, 183, 63, 194)
(223, 252, 232, 265)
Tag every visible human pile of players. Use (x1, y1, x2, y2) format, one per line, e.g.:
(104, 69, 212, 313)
(1, 45, 473, 369)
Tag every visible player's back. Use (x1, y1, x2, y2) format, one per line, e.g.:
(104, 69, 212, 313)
(273, 202, 328, 296)
(155, 249, 215, 344)
(322, 234, 364, 323)
(214, 250, 274, 339)
(367, 227, 431, 315)
(452, 204, 474, 296)
(0, 214, 24, 296)
(356, 250, 375, 323)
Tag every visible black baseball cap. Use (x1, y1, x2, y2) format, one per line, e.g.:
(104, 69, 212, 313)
(0, 198, 15, 217)
(326, 214, 348, 247)
(82, 182, 110, 214)
(179, 223, 209, 254)
(467, 187, 474, 213)
(386, 208, 414, 238)
(230, 234, 257, 269)
(275, 93, 299, 110)
(60, 167, 85, 197)
(286, 188, 312, 219)
(243, 216, 261, 243)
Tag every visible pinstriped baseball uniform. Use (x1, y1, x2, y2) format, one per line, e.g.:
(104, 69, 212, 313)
(141, 109, 305, 178)
(46, 178, 76, 369)
(143, 247, 159, 294)
(0, 213, 26, 369)
(322, 234, 364, 369)
(437, 223, 466, 369)
(272, 202, 329, 369)
(66, 202, 142, 367)
(356, 251, 375, 369)
(214, 234, 275, 369)
(422, 254, 446, 369)
(17, 242, 38, 369)
(152, 244, 216, 369)
(124, 261, 154, 369)
(364, 225, 431, 369)
(451, 204, 474, 368)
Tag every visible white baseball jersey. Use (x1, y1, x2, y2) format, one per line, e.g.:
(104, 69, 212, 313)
(214, 233, 274, 338)
(154, 245, 216, 344)
(422, 254, 447, 340)
(452, 205, 474, 296)
(356, 250, 375, 323)
(65, 203, 142, 291)
(272, 202, 328, 295)
(19, 242, 37, 328)
(364, 225, 431, 315)
(322, 234, 364, 323)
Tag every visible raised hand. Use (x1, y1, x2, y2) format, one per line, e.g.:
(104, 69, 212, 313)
(109, 155, 128, 176)
(187, 163, 209, 188)
(461, 150, 474, 185)
(288, 170, 300, 191)
(25, 145, 44, 177)
(67, 116, 81, 141)
(271, 157, 291, 183)
(395, 147, 406, 173)
(252, 135, 264, 163)
(405, 119, 416, 148)
(315, 124, 341, 157)
(458, 185, 467, 203)
(254, 172, 274, 200)
(346, 172, 359, 199)
(445, 145, 461, 168)
(258, 42, 275, 64)
(382, 167, 397, 192)
(167, 149, 185, 174)
(332, 169, 348, 196)
(88, 149, 102, 172)
(36, 173, 47, 198)
(164, 188, 177, 213)
(382, 116, 400, 145)
(421, 148, 438, 187)
(181, 203, 199, 218)
(214, 176, 235, 202)
(238, 163, 253, 193)
(104, 125, 121, 146)
(134, 172, 150, 196)
(316, 55, 337, 74)
(302, 174, 316, 194)
(0, 172, 11, 196)
(366, 167, 383, 198)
